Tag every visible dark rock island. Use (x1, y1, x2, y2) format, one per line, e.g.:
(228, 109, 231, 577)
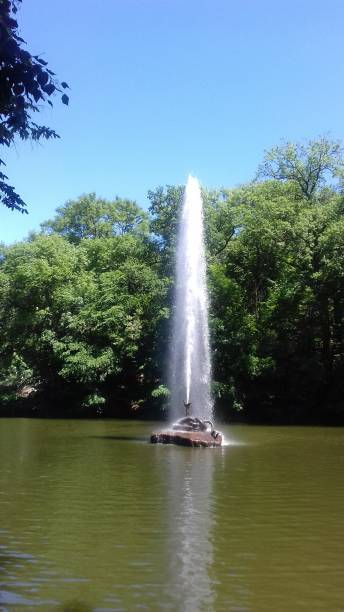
(150, 416, 223, 447)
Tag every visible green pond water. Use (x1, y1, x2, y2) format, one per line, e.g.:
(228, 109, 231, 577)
(0, 419, 343, 611)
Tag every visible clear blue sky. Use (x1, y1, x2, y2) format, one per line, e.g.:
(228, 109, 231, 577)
(2, 0, 344, 243)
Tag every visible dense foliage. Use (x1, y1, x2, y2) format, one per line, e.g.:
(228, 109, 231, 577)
(1, 137, 344, 422)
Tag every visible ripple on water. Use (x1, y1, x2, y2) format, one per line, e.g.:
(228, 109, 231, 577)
(1, 420, 344, 611)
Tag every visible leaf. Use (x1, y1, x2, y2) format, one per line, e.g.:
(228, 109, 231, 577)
(61, 82, 69, 89)
(20, 50, 31, 62)
(32, 90, 42, 103)
(37, 58, 48, 66)
(37, 71, 49, 87)
(61, 94, 69, 106)
(8, 18, 18, 29)
(43, 83, 55, 96)
(47, 100, 53, 107)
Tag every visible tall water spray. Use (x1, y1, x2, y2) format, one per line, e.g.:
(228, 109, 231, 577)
(169, 175, 213, 422)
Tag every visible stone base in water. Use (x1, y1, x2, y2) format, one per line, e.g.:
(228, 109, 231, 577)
(150, 417, 223, 447)
(150, 429, 222, 447)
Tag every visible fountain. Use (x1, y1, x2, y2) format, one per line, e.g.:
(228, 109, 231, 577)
(151, 175, 222, 447)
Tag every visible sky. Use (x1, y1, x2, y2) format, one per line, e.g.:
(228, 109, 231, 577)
(2, 0, 344, 243)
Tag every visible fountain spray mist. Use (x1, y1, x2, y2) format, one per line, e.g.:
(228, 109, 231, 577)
(169, 175, 213, 422)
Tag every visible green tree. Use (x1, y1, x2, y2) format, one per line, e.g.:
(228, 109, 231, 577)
(148, 184, 183, 249)
(41, 193, 149, 244)
(257, 136, 344, 200)
(0, 0, 69, 212)
(0, 231, 169, 414)
(1, 137, 344, 423)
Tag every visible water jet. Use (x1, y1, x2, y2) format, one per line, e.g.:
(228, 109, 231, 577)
(151, 175, 223, 447)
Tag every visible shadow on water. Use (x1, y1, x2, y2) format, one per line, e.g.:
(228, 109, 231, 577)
(56, 602, 92, 612)
(86, 434, 148, 442)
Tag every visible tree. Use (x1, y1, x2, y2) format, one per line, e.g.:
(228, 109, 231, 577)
(41, 193, 149, 244)
(0, 0, 69, 212)
(0, 231, 169, 415)
(257, 136, 344, 200)
(147, 184, 238, 274)
(1, 139, 344, 422)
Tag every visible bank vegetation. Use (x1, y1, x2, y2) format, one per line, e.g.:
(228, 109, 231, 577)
(1, 137, 344, 423)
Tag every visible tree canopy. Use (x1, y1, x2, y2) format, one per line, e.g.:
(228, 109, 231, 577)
(41, 193, 149, 243)
(257, 136, 344, 200)
(1, 136, 344, 423)
(0, 0, 69, 212)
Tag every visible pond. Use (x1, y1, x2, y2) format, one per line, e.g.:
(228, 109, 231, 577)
(0, 419, 343, 611)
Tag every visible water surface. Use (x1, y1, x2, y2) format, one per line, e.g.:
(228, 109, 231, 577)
(0, 419, 343, 611)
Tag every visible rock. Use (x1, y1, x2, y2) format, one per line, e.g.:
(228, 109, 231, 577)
(150, 429, 222, 447)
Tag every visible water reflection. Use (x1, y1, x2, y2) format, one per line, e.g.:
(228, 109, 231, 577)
(1, 420, 344, 611)
(165, 449, 216, 612)
(0, 540, 58, 608)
